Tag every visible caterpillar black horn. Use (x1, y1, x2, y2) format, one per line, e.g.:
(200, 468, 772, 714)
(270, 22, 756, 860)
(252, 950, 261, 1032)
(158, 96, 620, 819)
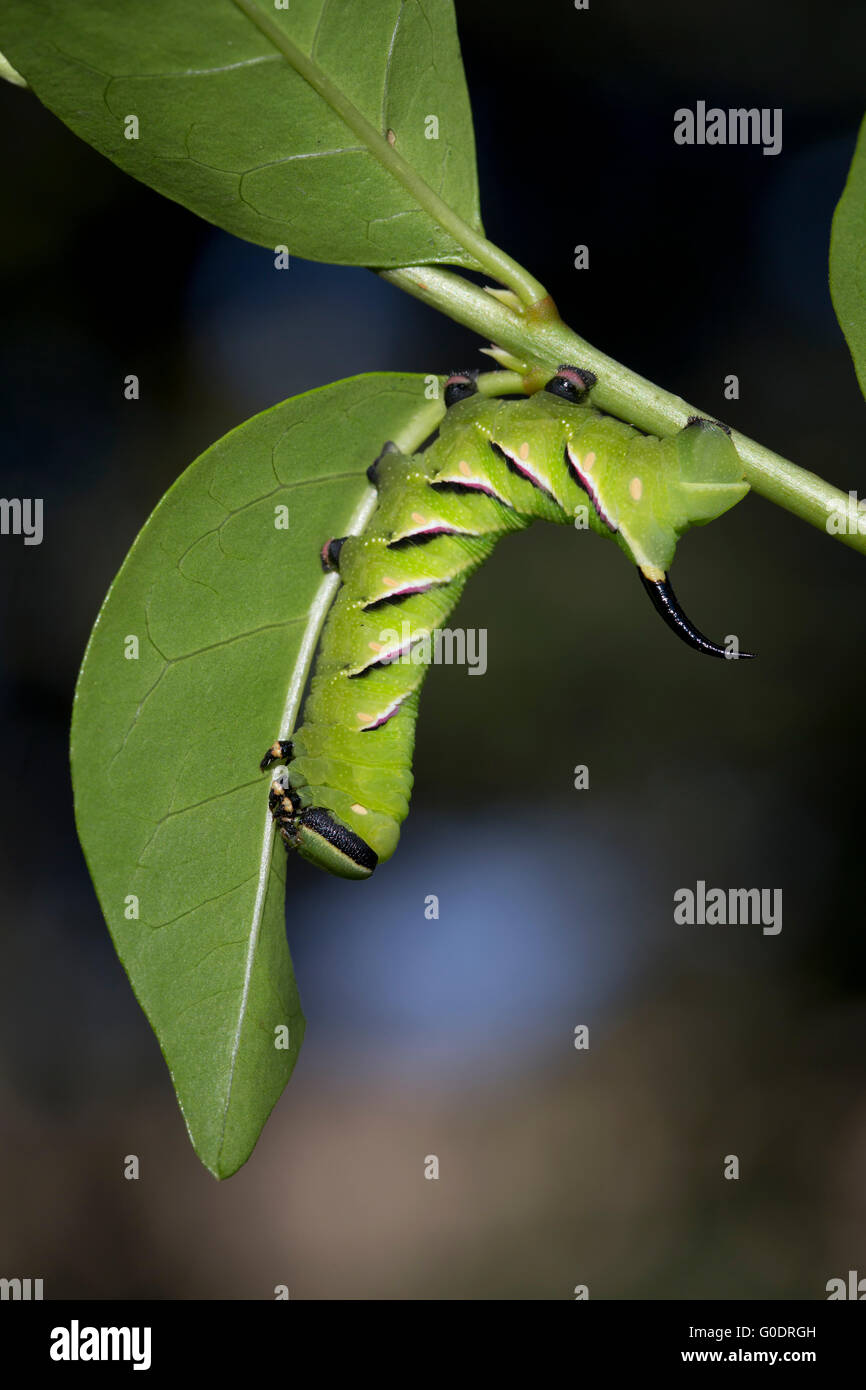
(637, 570, 755, 660)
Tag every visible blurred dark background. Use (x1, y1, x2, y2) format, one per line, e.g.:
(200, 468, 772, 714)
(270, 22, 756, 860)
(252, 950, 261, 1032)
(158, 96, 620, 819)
(1, 0, 865, 1299)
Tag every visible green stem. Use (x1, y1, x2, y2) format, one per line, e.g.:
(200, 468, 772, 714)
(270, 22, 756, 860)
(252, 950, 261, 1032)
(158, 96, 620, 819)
(475, 370, 530, 397)
(229, 0, 547, 306)
(381, 265, 866, 557)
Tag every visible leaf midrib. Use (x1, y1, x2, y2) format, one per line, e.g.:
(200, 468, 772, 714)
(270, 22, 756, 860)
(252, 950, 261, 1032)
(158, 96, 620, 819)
(214, 491, 370, 1162)
(228, 0, 483, 267)
(214, 394, 446, 1164)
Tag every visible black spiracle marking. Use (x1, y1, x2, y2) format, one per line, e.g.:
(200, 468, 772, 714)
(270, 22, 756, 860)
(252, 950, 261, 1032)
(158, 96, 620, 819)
(347, 643, 420, 677)
(429, 479, 515, 509)
(563, 445, 617, 532)
(489, 439, 557, 502)
(387, 528, 460, 549)
(362, 583, 439, 612)
(564, 443, 589, 496)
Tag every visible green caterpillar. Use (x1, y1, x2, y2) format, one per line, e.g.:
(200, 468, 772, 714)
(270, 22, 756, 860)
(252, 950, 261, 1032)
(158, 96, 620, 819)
(262, 368, 751, 879)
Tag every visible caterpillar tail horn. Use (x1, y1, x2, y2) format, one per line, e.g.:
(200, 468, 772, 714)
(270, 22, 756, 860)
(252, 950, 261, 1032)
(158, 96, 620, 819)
(637, 570, 755, 660)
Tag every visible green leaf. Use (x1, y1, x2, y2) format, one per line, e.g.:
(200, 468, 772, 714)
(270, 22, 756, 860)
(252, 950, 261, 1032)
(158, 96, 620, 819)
(71, 373, 444, 1178)
(0, 0, 482, 267)
(831, 113, 866, 402)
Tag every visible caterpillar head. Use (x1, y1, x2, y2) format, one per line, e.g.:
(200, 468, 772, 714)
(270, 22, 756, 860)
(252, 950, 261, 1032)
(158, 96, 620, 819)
(293, 806, 378, 880)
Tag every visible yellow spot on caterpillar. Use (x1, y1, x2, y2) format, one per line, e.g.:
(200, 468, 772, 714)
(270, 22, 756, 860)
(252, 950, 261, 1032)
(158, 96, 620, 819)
(357, 712, 372, 723)
(369, 641, 383, 652)
(459, 459, 472, 476)
(351, 803, 368, 815)
(629, 477, 643, 501)
(519, 441, 530, 460)
(411, 511, 426, 524)
(383, 576, 397, 587)
(583, 451, 596, 470)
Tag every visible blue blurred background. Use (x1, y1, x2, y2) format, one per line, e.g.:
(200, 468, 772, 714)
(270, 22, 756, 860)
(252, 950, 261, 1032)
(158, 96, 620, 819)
(1, 0, 865, 1299)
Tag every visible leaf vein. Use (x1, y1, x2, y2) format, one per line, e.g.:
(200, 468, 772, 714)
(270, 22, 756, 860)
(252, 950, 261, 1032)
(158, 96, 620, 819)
(380, 0, 405, 133)
(309, 0, 331, 63)
(147, 872, 260, 930)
